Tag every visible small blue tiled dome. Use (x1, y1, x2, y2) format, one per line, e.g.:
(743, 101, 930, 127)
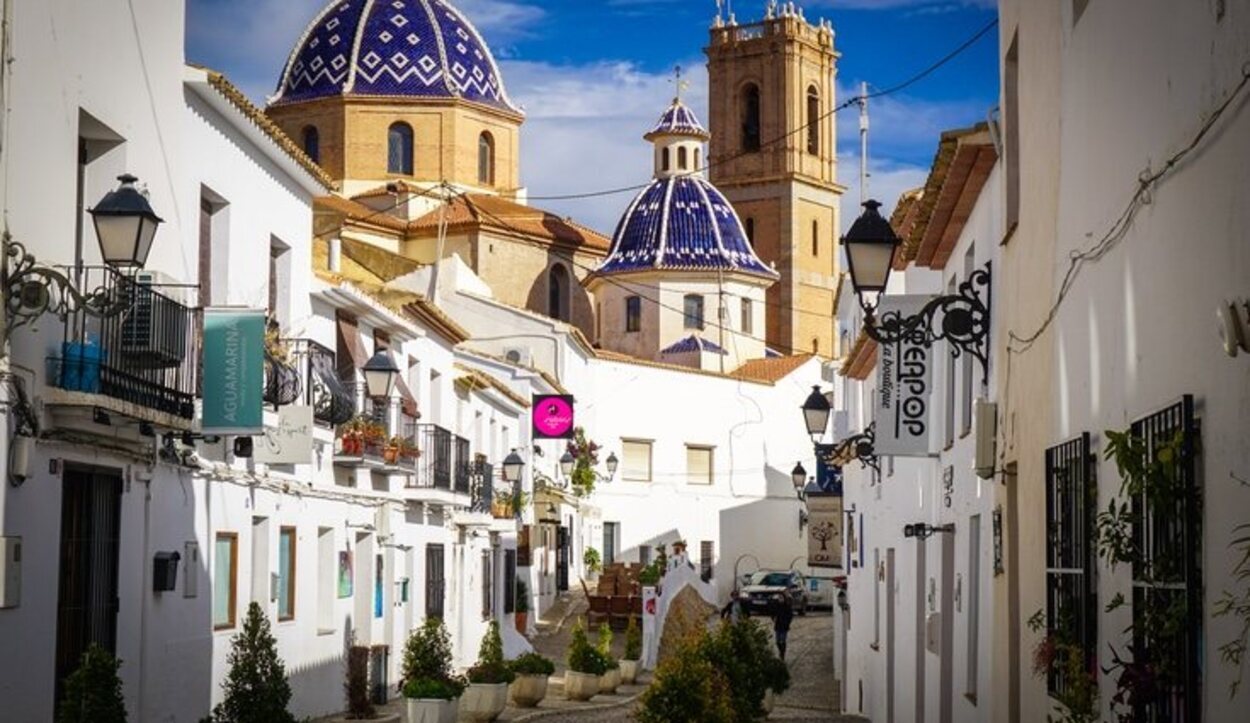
(661, 335, 728, 355)
(645, 100, 710, 141)
(597, 176, 778, 278)
(271, 0, 519, 114)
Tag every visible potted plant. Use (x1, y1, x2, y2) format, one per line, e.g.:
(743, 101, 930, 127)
(401, 618, 465, 723)
(398, 438, 420, 468)
(491, 490, 513, 519)
(564, 619, 607, 701)
(621, 616, 642, 684)
(583, 547, 602, 576)
(57, 644, 127, 723)
(339, 417, 365, 456)
(597, 623, 621, 694)
(565, 428, 602, 497)
(462, 621, 515, 722)
(362, 422, 386, 458)
(507, 652, 555, 708)
(384, 436, 403, 465)
(210, 602, 297, 723)
(515, 579, 530, 633)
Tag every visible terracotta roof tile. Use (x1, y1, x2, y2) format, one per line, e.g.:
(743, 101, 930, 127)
(730, 354, 817, 383)
(410, 195, 611, 253)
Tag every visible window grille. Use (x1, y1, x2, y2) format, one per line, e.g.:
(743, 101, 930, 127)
(1044, 433, 1096, 699)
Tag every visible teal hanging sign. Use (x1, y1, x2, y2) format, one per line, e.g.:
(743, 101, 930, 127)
(202, 308, 265, 435)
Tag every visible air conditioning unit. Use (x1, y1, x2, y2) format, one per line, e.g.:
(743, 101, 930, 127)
(974, 399, 997, 480)
(122, 270, 189, 369)
(503, 346, 532, 367)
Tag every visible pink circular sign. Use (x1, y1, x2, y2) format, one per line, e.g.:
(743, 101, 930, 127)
(534, 396, 574, 438)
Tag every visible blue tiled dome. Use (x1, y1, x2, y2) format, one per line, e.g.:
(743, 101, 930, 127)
(271, 0, 519, 113)
(645, 100, 710, 141)
(597, 176, 778, 278)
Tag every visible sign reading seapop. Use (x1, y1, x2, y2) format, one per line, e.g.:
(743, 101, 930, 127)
(875, 295, 934, 457)
(532, 394, 576, 440)
(202, 308, 265, 435)
(807, 493, 844, 569)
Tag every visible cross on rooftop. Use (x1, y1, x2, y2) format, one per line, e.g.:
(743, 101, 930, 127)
(671, 64, 690, 103)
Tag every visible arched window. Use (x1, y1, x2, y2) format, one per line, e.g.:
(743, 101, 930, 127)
(745, 218, 755, 247)
(388, 122, 414, 175)
(812, 220, 819, 256)
(694, 148, 701, 170)
(683, 294, 704, 330)
(678, 146, 688, 170)
(548, 264, 569, 321)
(741, 83, 761, 152)
(662, 147, 671, 171)
(741, 298, 753, 335)
(478, 132, 495, 186)
(302, 126, 320, 164)
(812, 337, 820, 355)
(807, 86, 820, 155)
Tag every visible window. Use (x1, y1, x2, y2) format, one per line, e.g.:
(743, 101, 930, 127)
(374, 553, 384, 619)
(1044, 434, 1095, 700)
(481, 550, 493, 619)
(251, 517, 269, 605)
(317, 528, 335, 632)
(683, 294, 704, 330)
(812, 337, 820, 355)
(1005, 35, 1020, 236)
(807, 86, 820, 155)
(700, 541, 714, 583)
(686, 445, 713, 485)
(603, 522, 618, 566)
(812, 220, 819, 256)
(662, 147, 671, 171)
(388, 122, 414, 175)
(302, 125, 320, 164)
(872, 548, 880, 649)
(213, 532, 238, 630)
(625, 296, 641, 333)
(961, 248, 976, 436)
(425, 543, 445, 619)
(548, 264, 569, 321)
(744, 217, 755, 247)
(278, 527, 296, 621)
(694, 148, 701, 170)
(944, 277, 957, 448)
(269, 237, 290, 327)
(741, 298, 753, 335)
(622, 439, 652, 482)
(966, 515, 981, 700)
(678, 146, 688, 170)
(639, 545, 652, 566)
(741, 84, 761, 152)
(478, 132, 495, 186)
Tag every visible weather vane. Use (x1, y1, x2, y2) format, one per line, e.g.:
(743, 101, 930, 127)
(671, 65, 690, 103)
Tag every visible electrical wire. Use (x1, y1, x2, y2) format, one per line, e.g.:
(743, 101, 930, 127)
(523, 17, 1000, 202)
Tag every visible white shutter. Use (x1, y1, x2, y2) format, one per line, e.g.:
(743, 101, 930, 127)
(686, 446, 713, 485)
(622, 440, 651, 481)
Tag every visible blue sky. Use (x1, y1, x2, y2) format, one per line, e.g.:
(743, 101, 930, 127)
(186, 0, 999, 232)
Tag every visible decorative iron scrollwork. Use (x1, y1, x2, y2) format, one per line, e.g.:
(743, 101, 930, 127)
(864, 262, 992, 382)
(3, 238, 131, 339)
(818, 422, 879, 473)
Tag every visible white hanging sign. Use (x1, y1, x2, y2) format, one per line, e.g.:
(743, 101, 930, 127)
(806, 493, 843, 569)
(875, 295, 934, 457)
(255, 405, 314, 465)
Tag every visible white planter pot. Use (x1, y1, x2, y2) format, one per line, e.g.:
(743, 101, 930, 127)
(619, 659, 639, 685)
(510, 674, 549, 708)
(599, 666, 621, 694)
(460, 682, 508, 722)
(406, 697, 459, 723)
(762, 689, 776, 716)
(564, 670, 599, 701)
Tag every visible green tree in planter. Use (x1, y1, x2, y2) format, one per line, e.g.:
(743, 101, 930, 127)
(401, 617, 465, 700)
(58, 644, 128, 723)
(637, 631, 734, 723)
(624, 617, 643, 661)
(566, 619, 609, 675)
(467, 621, 515, 685)
(583, 547, 602, 575)
(598, 622, 619, 670)
(705, 618, 790, 723)
(212, 602, 296, 723)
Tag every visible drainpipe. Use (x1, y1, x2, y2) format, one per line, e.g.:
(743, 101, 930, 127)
(137, 467, 153, 719)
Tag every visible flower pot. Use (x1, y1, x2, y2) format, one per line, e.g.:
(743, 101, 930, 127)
(762, 689, 776, 715)
(383, 446, 399, 464)
(515, 611, 528, 633)
(619, 659, 639, 685)
(564, 670, 599, 701)
(598, 666, 620, 694)
(406, 697, 458, 723)
(460, 682, 508, 722)
(510, 674, 548, 708)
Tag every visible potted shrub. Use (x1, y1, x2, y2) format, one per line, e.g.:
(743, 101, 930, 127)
(211, 602, 297, 723)
(461, 621, 515, 722)
(583, 547, 602, 576)
(491, 490, 513, 519)
(597, 623, 621, 694)
(339, 417, 364, 456)
(362, 422, 386, 458)
(515, 579, 530, 633)
(507, 653, 554, 708)
(564, 619, 607, 701)
(57, 644, 127, 723)
(384, 436, 403, 465)
(401, 618, 465, 723)
(620, 616, 642, 684)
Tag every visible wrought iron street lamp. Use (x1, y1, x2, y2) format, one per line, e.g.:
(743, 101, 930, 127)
(842, 199, 993, 381)
(559, 451, 575, 478)
(503, 449, 525, 483)
(89, 174, 165, 268)
(791, 462, 808, 499)
(605, 452, 619, 479)
(801, 386, 831, 442)
(362, 350, 400, 400)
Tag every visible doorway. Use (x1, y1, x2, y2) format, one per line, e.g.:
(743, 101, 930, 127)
(55, 466, 123, 704)
(556, 526, 569, 593)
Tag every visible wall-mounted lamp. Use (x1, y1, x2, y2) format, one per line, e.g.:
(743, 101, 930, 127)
(903, 522, 955, 540)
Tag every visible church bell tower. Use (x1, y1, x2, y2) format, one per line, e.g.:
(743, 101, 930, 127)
(706, 2, 843, 358)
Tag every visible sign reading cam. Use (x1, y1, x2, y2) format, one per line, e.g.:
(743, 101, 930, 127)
(807, 493, 844, 569)
(876, 295, 934, 457)
(202, 308, 265, 435)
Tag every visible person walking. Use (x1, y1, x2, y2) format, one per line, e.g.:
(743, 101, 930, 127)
(772, 594, 793, 661)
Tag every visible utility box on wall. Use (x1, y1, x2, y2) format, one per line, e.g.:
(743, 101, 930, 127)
(153, 551, 181, 593)
(1, 537, 21, 608)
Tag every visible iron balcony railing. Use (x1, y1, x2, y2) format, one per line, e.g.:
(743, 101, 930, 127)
(454, 436, 471, 494)
(408, 424, 453, 490)
(51, 266, 198, 419)
(275, 339, 355, 426)
(471, 461, 493, 514)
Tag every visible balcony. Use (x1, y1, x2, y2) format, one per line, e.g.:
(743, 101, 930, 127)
(454, 435, 471, 494)
(48, 266, 198, 423)
(273, 339, 355, 426)
(403, 424, 472, 507)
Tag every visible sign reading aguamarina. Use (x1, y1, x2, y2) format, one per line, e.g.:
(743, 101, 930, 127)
(875, 295, 934, 457)
(202, 308, 265, 435)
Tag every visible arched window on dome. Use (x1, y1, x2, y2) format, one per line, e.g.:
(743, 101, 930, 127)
(741, 83, 761, 152)
(388, 122, 414, 175)
(678, 146, 688, 171)
(302, 126, 321, 165)
(745, 218, 755, 247)
(478, 132, 495, 186)
(548, 264, 569, 322)
(807, 86, 820, 155)
(662, 147, 671, 172)
(741, 298, 753, 336)
(683, 294, 705, 330)
(694, 148, 701, 171)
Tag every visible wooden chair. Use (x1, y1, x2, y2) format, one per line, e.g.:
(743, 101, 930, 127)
(588, 595, 611, 627)
(609, 595, 633, 630)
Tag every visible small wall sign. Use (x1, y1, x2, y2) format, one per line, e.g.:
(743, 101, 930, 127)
(532, 395, 575, 439)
